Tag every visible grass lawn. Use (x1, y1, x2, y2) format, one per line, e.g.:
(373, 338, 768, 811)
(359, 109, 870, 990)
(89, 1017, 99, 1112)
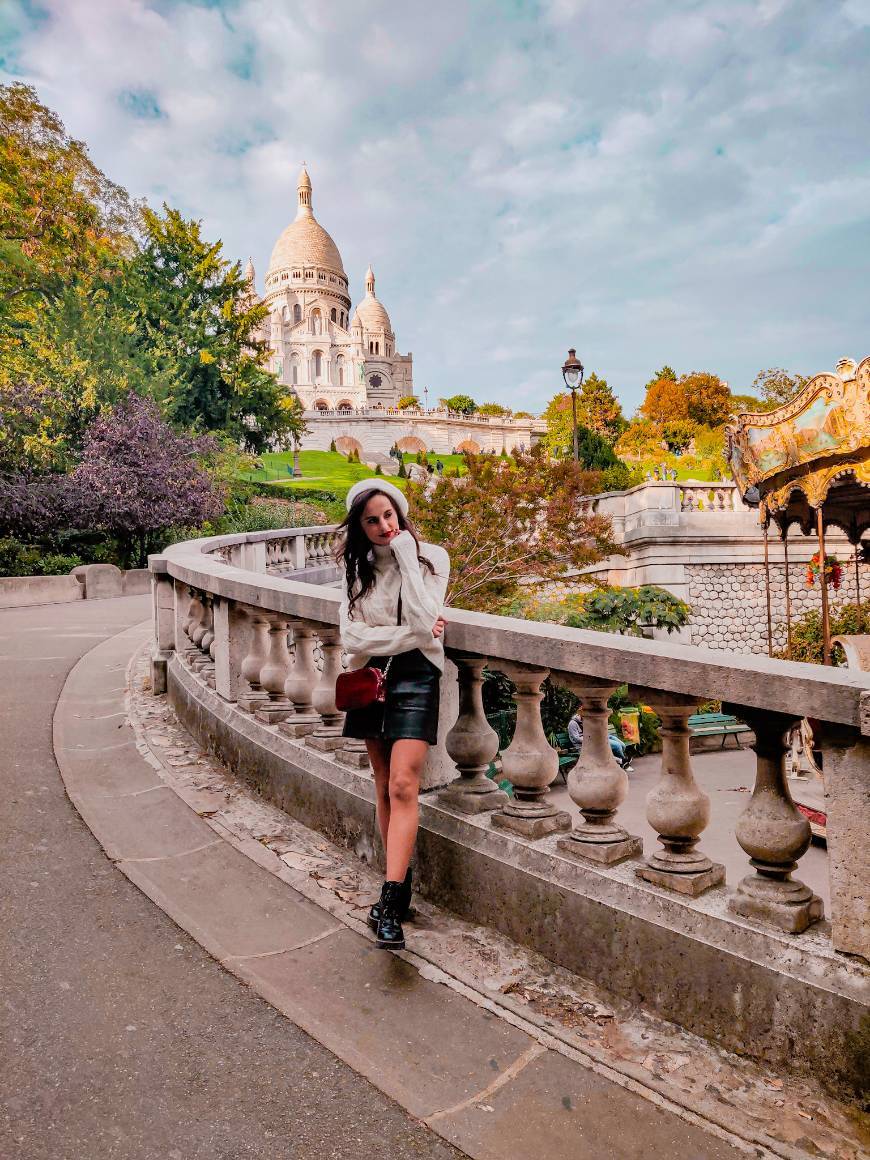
(237, 450, 472, 499)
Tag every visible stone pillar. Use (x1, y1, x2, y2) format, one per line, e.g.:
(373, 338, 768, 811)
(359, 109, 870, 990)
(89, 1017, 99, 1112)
(174, 583, 193, 662)
(635, 692, 725, 895)
(237, 614, 270, 712)
(281, 621, 321, 737)
(293, 534, 308, 571)
(490, 663, 571, 839)
(306, 626, 346, 751)
(725, 707, 823, 933)
(254, 616, 295, 724)
(240, 540, 266, 573)
(555, 677, 642, 865)
(150, 571, 175, 695)
(439, 653, 508, 812)
(214, 599, 248, 704)
(815, 723, 868, 957)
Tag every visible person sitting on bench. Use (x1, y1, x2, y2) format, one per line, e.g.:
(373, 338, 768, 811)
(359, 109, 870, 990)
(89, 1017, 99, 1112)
(567, 705, 634, 773)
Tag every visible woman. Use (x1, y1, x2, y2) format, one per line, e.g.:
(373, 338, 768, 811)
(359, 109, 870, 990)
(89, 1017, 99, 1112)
(336, 478, 450, 951)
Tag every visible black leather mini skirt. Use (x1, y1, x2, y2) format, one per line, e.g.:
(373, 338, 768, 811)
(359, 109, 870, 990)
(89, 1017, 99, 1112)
(341, 648, 441, 746)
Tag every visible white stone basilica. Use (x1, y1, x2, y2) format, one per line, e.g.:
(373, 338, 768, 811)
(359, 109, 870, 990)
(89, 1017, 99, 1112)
(250, 167, 413, 411)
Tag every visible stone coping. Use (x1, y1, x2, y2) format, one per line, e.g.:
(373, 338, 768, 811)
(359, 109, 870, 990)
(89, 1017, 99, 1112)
(151, 534, 870, 729)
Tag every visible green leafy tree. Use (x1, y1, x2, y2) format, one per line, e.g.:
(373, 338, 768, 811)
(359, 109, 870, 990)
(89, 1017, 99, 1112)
(122, 205, 303, 452)
(575, 372, 625, 444)
(513, 410, 534, 419)
(441, 393, 476, 415)
(774, 602, 870, 665)
(476, 402, 512, 417)
(752, 367, 809, 408)
(661, 419, 699, 453)
(397, 395, 419, 409)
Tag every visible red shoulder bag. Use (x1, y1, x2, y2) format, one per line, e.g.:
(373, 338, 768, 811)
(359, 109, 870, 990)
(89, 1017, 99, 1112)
(335, 591, 401, 712)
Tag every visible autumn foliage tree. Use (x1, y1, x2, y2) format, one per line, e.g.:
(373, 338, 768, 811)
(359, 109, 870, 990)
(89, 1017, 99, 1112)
(406, 447, 619, 611)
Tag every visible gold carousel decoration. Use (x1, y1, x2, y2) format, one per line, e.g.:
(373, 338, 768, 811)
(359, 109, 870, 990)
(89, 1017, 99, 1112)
(726, 355, 870, 666)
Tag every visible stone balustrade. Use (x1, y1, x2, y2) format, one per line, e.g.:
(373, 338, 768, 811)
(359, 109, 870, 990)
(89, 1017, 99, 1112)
(149, 525, 869, 1077)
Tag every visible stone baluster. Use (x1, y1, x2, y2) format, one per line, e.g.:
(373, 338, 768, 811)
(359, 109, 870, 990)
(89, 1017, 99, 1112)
(491, 663, 570, 839)
(554, 676, 642, 865)
(280, 621, 321, 737)
(439, 654, 508, 813)
(190, 597, 213, 673)
(181, 590, 204, 663)
(201, 598, 217, 684)
(306, 626, 346, 751)
(634, 692, 725, 895)
(725, 706, 823, 933)
(254, 616, 295, 724)
(237, 613, 271, 712)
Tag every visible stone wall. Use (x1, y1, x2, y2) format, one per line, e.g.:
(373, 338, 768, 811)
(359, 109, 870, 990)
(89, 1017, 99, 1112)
(687, 558, 870, 654)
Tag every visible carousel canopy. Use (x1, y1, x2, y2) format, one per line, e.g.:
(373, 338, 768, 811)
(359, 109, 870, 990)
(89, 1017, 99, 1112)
(726, 356, 870, 542)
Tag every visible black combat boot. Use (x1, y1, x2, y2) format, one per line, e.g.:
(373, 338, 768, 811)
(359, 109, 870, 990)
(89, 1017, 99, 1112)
(376, 880, 406, 950)
(367, 866, 413, 931)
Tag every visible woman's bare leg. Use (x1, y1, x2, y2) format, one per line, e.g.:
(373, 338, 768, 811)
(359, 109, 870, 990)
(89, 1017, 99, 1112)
(384, 739, 428, 881)
(366, 738, 393, 852)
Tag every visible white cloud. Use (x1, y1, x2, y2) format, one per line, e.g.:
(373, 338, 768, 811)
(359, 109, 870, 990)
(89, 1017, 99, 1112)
(3, 0, 869, 413)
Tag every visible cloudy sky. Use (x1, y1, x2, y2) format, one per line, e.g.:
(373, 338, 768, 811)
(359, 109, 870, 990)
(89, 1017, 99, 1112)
(2, 0, 869, 414)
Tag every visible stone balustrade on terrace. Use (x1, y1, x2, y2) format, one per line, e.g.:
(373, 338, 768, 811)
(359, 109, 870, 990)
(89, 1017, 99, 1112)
(149, 524, 869, 1083)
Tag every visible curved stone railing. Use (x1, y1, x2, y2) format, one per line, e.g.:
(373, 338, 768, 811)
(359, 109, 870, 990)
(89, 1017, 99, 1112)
(149, 525, 869, 1073)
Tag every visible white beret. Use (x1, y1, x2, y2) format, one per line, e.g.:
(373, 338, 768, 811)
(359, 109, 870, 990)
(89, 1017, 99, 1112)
(345, 478, 409, 517)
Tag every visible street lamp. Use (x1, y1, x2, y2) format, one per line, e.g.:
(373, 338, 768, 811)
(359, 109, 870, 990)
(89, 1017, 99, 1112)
(561, 347, 584, 463)
(423, 385, 429, 411)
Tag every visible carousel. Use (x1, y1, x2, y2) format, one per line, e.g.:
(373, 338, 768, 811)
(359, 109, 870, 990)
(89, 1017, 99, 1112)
(726, 354, 870, 836)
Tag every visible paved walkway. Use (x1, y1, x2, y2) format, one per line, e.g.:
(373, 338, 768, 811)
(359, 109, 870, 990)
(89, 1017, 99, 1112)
(0, 598, 463, 1160)
(2, 598, 751, 1159)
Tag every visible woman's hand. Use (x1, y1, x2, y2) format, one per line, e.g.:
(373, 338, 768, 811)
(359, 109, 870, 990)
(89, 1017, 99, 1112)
(388, 529, 414, 551)
(432, 616, 447, 639)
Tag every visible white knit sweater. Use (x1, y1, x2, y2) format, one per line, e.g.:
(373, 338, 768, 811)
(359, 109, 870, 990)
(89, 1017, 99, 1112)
(339, 531, 450, 672)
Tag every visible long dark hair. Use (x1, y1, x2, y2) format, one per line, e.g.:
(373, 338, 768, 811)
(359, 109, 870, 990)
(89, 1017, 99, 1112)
(335, 488, 433, 620)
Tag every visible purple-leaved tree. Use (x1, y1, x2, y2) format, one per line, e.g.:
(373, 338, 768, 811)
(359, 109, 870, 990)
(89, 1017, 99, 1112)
(73, 395, 224, 566)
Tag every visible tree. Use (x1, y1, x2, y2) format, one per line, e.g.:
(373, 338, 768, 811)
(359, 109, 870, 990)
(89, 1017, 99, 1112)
(575, 372, 625, 444)
(476, 402, 512, 417)
(397, 395, 419, 410)
(121, 205, 297, 452)
(752, 367, 809, 408)
(615, 418, 662, 460)
(661, 419, 699, 453)
(640, 376, 690, 423)
(681, 372, 732, 427)
(0, 82, 139, 317)
(406, 446, 618, 611)
(643, 366, 676, 393)
(441, 393, 476, 415)
(72, 395, 223, 566)
(513, 410, 534, 419)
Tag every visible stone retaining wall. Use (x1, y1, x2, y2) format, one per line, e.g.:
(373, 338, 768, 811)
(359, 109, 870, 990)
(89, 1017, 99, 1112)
(687, 559, 870, 653)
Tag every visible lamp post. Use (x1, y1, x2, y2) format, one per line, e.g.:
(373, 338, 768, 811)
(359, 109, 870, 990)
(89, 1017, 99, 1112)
(562, 348, 584, 463)
(423, 385, 429, 411)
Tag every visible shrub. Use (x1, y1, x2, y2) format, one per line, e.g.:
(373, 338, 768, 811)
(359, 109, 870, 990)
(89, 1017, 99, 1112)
(329, 439, 337, 452)
(0, 537, 83, 576)
(774, 602, 870, 665)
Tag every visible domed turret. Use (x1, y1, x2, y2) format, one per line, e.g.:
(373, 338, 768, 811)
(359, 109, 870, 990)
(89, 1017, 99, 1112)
(353, 265, 392, 333)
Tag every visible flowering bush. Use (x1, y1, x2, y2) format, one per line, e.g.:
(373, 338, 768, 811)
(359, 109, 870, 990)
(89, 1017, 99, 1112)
(806, 552, 842, 589)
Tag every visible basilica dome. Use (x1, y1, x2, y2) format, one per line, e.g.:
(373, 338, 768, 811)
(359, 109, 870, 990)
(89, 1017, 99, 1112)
(352, 266, 392, 332)
(267, 167, 346, 280)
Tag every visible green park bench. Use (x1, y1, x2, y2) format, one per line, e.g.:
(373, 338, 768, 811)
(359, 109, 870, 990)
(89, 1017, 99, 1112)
(687, 711, 753, 750)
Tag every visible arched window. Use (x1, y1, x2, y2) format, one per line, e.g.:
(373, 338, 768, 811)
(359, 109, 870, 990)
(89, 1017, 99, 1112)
(313, 350, 323, 379)
(293, 303, 302, 324)
(375, 341, 380, 355)
(330, 307, 337, 322)
(290, 353, 300, 385)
